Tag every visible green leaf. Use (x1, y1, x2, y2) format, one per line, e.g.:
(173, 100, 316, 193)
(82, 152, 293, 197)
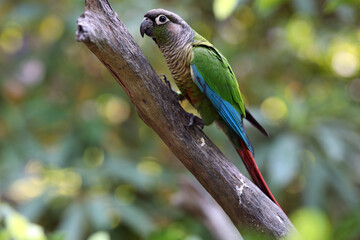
(58, 203, 86, 240)
(18, 194, 48, 220)
(315, 126, 345, 162)
(303, 157, 327, 206)
(112, 197, 154, 237)
(327, 160, 359, 205)
(268, 133, 301, 188)
(86, 197, 113, 230)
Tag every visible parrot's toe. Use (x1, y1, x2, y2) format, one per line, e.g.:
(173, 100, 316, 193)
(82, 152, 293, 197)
(160, 74, 172, 89)
(185, 113, 204, 130)
(160, 74, 185, 102)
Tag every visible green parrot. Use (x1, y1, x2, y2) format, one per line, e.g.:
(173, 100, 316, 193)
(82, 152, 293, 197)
(140, 9, 280, 207)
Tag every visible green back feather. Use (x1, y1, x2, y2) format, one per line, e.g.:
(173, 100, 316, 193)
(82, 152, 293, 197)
(191, 32, 246, 117)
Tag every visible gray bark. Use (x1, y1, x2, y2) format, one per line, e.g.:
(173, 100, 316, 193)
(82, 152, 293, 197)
(76, 0, 297, 238)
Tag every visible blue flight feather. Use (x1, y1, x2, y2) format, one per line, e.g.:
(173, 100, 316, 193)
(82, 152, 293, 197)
(191, 64, 254, 155)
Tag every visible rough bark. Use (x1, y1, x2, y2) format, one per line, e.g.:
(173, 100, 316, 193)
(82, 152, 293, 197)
(76, 0, 297, 238)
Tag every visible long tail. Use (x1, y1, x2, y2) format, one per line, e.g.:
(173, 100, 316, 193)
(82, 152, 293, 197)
(236, 140, 281, 208)
(244, 107, 269, 137)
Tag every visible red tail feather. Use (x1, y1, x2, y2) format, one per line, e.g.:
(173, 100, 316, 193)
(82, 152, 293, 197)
(237, 141, 281, 208)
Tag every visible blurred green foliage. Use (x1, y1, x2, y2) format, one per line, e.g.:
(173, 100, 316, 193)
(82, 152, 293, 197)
(0, 0, 359, 239)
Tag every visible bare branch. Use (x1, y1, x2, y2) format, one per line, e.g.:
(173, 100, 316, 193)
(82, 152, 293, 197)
(76, 0, 296, 238)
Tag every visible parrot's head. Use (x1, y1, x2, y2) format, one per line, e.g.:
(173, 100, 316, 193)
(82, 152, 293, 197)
(140, 9, 193, 47)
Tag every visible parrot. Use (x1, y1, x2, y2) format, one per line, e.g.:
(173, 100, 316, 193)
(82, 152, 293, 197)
(140, 9, 280, 208)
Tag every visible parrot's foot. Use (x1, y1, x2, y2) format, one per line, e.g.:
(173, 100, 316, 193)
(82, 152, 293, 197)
(160, 74, 172, 89)
(185, 113, 204, 130)
(160, 74, 185, 101)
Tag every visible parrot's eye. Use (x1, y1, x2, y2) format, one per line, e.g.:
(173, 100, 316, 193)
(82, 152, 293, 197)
(155, 15, 168, 25)
(159, 15, 167, 22)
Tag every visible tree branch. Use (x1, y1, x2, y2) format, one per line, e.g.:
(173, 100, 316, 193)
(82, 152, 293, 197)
(76, 0, 296, 238)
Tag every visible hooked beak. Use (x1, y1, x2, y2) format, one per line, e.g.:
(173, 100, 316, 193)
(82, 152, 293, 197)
(140, 17, 153, 38)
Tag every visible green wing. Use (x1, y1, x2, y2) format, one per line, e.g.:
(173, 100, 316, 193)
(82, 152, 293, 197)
(191, 33, 246, 117)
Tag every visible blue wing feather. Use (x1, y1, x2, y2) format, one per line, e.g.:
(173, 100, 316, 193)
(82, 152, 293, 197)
(191, 64, 254, 155)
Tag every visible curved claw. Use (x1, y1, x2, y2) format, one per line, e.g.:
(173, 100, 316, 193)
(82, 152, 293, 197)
(185, 113, 204, 130)
(176, 93, 186, 102)
(160, 74, 172, 89)
(160, 74, 185, 102)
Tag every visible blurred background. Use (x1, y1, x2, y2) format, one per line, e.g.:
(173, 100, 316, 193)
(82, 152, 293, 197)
(0, 0, 359, 239)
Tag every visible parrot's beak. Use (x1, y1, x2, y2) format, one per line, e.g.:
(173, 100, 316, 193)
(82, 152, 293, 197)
(140, 17, 154, 38)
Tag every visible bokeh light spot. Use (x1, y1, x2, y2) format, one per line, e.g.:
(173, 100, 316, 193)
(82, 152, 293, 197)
(88, 231, 111, 240)
(96, 94, 131, 125)
(115, 184, 136, 205)
(25, 161, 44, 174)
(105, 97, 130, 125)
(213, 0, 237, 21)
(18, 59, 45, 86)
(0, 23, 23, 54)
(60, 169, 82, 196)
(6, 212, 28, 239)
(8, 177, 45, 202)
(290, 207, 331, 240)
(25, 224, 46, 240)
(2, 81, 26, 102)
(39, 15, 64, 43)
(137, 160, 162, 177)
(260, 97, 288, 121)
(5, 211, 46, 240)
(331, 50, 358, 77)
(287, 18, 314, 48)
(45, 168, 82, 196)
(83, 146, 105, 168)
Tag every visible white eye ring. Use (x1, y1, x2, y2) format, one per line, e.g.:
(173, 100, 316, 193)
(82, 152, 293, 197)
(155, 15, 169, 25)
